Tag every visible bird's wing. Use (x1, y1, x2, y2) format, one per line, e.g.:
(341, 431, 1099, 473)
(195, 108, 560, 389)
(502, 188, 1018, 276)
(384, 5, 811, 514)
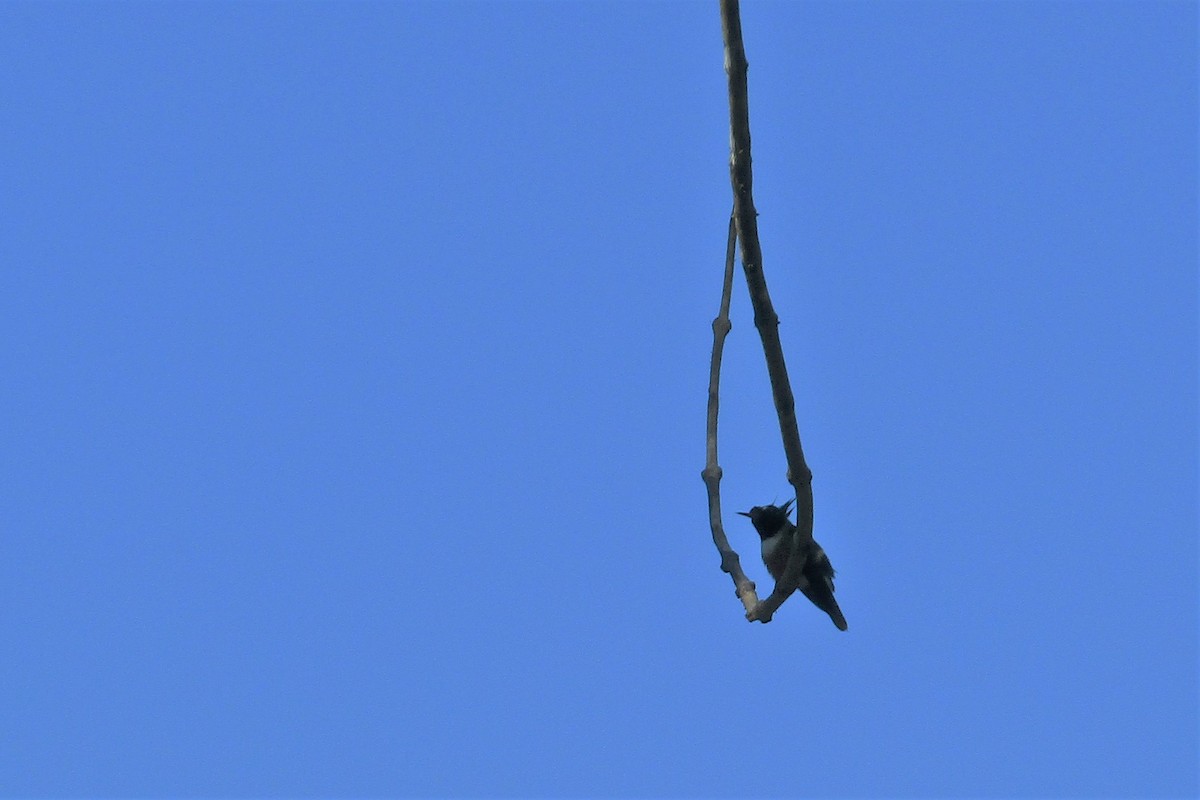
(801, 541, 848, 631)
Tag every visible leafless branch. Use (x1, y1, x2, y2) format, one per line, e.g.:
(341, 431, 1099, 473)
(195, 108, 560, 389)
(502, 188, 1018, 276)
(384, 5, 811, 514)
(702, 214, 759, 615)
(721, 0, 816, 623)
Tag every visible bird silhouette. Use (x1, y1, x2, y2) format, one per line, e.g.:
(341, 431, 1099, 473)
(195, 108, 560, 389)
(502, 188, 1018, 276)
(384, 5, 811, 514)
(738, 500, 848, 631)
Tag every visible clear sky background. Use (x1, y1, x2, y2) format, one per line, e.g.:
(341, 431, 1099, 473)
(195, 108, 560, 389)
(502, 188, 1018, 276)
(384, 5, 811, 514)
(2, 1, 1196, 797)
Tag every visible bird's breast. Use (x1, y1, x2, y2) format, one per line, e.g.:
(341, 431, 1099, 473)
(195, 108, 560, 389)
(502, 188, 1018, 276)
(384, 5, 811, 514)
(760, 533, 792, 581)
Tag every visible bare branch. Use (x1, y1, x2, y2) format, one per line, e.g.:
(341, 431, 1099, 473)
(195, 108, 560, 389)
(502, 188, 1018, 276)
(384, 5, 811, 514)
(702, 214, 759, 615)
(721, 0, 815, 624)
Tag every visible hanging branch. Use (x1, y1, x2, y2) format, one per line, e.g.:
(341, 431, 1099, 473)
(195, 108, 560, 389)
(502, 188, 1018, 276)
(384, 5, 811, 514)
(721, 0, 816, 623)
(702, 214, 759, 616)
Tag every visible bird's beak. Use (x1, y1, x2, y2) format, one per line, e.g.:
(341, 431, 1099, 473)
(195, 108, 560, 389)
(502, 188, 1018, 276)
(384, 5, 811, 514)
(736, 510, 751, 517)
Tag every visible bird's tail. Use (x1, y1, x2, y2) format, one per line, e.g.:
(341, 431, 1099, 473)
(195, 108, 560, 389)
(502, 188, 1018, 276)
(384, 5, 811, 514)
(804, 589, 848, 631)
(801, 582, 849, 633)
(827, 603, 848, 631)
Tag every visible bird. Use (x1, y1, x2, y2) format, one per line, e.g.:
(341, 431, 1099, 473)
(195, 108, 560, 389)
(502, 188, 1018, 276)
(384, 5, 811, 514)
(738, 499, 848, 631)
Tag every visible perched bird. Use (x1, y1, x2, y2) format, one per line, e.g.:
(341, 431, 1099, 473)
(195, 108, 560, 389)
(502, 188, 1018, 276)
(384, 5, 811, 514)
(738, 500, 848, 631)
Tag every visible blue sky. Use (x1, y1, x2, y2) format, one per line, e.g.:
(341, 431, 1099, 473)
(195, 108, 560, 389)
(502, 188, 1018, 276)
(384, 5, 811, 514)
(2, 1, 1196, 797)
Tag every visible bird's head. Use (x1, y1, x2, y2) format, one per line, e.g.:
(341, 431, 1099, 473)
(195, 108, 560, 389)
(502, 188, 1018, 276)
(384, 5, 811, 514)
(737, 498, 795, 540)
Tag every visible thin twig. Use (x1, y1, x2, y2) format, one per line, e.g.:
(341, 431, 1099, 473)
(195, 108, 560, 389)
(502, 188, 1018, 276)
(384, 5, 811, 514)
(721, 0, 815, 623)
(702, 214, 758, 615)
